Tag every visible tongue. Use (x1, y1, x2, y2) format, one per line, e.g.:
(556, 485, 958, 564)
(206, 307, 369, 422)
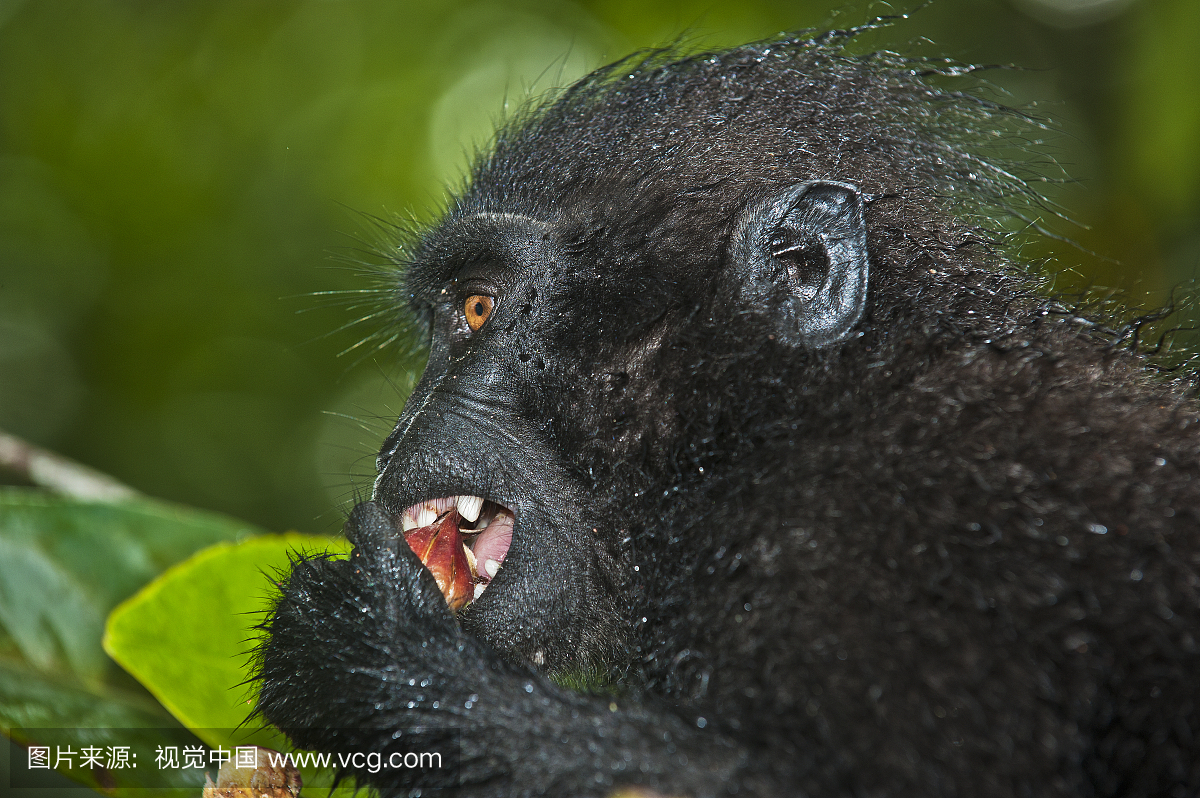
(402, 509, 476, 611)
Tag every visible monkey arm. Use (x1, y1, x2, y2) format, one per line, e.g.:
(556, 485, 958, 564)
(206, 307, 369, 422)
(256, 504, 745, 798)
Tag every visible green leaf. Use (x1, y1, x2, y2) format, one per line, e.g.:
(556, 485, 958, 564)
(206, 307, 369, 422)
(0, 486, 263, 790)
(0, 659, 205, 792)
(0, 487, 265, 687)
(104, 534, 349, 749)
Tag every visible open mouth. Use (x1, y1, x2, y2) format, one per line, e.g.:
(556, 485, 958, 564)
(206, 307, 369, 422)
(397, 496, 513, 611)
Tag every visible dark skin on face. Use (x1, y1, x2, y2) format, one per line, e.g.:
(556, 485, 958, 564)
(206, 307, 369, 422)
(372, 214, 630, 672)
(256, 29, 1200, 798)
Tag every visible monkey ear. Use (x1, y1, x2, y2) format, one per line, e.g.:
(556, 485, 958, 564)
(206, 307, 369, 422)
(728, 180, 869, 349)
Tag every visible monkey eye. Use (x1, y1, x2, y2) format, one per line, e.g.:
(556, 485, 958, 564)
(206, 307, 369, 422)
(464, 294, 495, 332)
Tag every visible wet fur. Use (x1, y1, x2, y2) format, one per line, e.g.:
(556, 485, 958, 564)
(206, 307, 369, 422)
(256, 29, 1200, 797)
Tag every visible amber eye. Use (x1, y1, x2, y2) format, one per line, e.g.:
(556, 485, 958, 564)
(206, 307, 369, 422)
(464, 294, 494, 332)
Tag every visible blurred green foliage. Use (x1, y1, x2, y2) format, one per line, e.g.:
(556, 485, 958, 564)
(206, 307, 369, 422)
(0, 0, 1197, 534)
(0, 489, 263, 793)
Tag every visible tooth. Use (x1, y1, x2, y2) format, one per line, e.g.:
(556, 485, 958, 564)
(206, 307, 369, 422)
(474, 583, 485, 599)
(416, 506, 436, 527)
(401, 512, 417, 532)
(484, 559, 500, 578)
(463, 543, 478, 578)
(456, 495, 483, 523)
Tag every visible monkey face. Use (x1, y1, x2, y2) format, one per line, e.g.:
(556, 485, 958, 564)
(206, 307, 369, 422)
(367, 179, 871, 675)
(371, 212, 630, 674)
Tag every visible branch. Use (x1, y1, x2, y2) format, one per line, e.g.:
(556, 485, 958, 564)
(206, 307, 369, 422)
(0, 429, 139, 503)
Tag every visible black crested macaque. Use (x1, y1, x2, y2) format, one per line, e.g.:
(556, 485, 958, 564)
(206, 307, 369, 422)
(256, 29, 1200, 798)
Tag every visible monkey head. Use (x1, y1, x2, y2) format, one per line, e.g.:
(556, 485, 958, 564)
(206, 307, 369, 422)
(370, 174, 871, 673)
(355, 34, 1019, 679)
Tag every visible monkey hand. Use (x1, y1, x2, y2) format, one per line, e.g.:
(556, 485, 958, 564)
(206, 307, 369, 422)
(256, 502, 745, 796)
(254, 502, 472, 784)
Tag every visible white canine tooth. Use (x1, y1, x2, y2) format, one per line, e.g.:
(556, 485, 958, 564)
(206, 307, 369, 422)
(416, 506, 437, 527)
(456, 494, 484, 523)
(401, 513, 417, 532)
(473, 583, 485, 599)
(484, 559, 500, 578)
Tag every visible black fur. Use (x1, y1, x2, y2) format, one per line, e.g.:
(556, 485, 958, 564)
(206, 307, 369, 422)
(256, 29, 1200, 798)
